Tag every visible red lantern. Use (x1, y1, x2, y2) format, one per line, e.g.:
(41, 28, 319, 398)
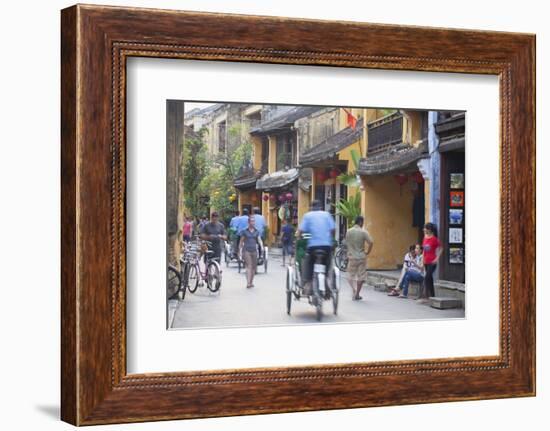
(329, 168, 340, 179)
(316, 170, 328, 183)
(285, 192, 293, 201)
(269, 194, 276, 202)
(262, 194, 269, 201)
(411, 171, 424, 184)
(394, 174, 408, 186)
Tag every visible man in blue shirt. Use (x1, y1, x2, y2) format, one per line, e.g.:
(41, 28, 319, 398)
(228, 210, 240, 259)
(252, 207, 267, 263)
(234, 208, 250, 235)
(296, 200, 336, 294)
(252, 207, 266, 239)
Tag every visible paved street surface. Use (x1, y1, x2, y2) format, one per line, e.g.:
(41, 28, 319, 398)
(169, 253, 464, 329)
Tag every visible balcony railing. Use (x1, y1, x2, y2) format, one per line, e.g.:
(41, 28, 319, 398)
(367, 112, 403, 155)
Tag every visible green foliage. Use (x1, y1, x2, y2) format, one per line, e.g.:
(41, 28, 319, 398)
(336, 148, 361, 187)
(196, 137, 253, 220)
(379, 108, 397, 117)
(335, 192, 362, 228)
(183, 130, 209, 217)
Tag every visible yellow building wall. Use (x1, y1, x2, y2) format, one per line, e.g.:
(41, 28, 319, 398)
(252, 135, 263, 170)
(238, 189, 260, 213)
(266, 207, 279, 245)
(361, 175, 419, 269)
(298, 187, 310, 223)
(268, 136, 277, 173)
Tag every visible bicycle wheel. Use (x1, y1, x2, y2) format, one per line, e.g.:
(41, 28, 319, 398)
(286, 268, 292, 315)
(206, 262, 221, 292)
(264, 247, 268, 273)
(187, 264, 199, 293)
(167, 265, 181, 299)
(312, 274, 323, 322)
(331, 270, 338, 315)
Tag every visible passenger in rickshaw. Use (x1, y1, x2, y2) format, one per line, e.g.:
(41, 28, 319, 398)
(295, 200, 336, 295)
(228, 210, 241, 259)
(252, 207, 266, 263)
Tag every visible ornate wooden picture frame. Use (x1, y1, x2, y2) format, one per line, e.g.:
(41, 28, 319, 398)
(61, 4, 535, 425)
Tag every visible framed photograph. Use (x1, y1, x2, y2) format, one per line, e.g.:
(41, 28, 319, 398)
(167, 101, 465, 330)
(450, 190, 465, 207)
(449, 209, 464, 225)
(61, 4, 535, 425)
(450, 172, 465, 189)
(449, 228, 464, 244)
(449, 247, 465, 264)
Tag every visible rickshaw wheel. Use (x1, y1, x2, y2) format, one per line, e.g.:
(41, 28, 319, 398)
(286, 269, 292, 315)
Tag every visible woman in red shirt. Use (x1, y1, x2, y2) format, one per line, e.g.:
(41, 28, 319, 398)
(419, 222, 442, 301)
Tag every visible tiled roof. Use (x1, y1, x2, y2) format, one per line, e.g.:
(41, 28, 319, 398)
(250, 106, 323, 135)
(300, 118, 364, 166)
(357, 142, 428, 176)
(256, 168, 299, 190)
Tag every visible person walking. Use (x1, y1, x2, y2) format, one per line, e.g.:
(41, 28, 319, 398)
(344, 216, 374, 300)
(280, 218, 295, 266)
(296, 200, 335, 295)
(418, 222, 442, 303)
(239, 215, 263, 288)
(182, 216, 193, 242)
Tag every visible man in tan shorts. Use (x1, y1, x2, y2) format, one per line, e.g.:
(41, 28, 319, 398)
(345, 216, 373, 300)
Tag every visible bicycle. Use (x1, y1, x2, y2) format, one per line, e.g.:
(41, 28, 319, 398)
(167, 263, 184, 300)
(187, 240, 222, 293)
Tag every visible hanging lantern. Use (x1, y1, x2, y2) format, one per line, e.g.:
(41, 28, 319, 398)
(316, 169, 328, 183)
(411, 171, 424, 184)
(329, 168, 340, 179)
(394, 174, 408, 186)
(262, 194, 269, 202)
(285, 192, 293, 201)
(394, 174, 408, 196)
(278, 194, 285, 202)
(269, 194, 276, 202)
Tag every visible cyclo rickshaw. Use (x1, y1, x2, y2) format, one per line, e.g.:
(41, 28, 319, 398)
(285, 234, 340, 321)
(224, 226, 240, 268)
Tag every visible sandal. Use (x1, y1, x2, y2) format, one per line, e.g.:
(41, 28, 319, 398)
(388, 290, 399, 297)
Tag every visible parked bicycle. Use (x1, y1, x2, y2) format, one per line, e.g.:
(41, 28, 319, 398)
(167, 263, 183, 300)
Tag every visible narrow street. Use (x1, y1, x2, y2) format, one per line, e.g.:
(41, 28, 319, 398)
(169, 251, 464, 330)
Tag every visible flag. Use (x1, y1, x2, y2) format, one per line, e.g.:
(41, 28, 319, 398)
(343, 108, 357, 129)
